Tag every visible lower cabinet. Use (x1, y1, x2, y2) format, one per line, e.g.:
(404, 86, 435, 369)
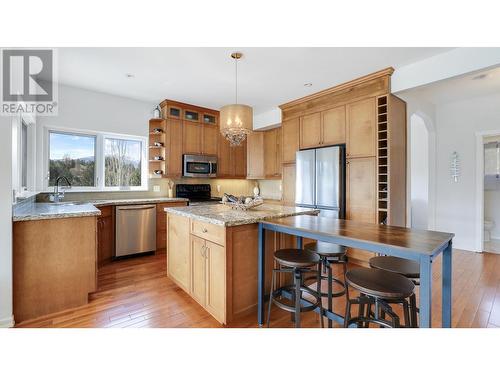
(167, 214, 191, 293)
(191, 234, 225, 322)
(346, 156, 377, 264)
(97, 206, 114, 267)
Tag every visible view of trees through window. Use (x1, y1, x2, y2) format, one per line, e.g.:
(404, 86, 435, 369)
(49, 132, 96, 186)
(48, 131, 143, 188)
(105, 138, 142, 187)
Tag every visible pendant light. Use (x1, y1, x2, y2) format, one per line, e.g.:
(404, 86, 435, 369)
(220, 52, 253, 146)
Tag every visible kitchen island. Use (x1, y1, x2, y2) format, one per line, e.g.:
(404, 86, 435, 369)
(165, 204, 318, 324)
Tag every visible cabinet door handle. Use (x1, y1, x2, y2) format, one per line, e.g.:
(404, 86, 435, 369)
(201, 245, 206, 258)
(202, 228, 208, 233)
(205, 246, 209, 259)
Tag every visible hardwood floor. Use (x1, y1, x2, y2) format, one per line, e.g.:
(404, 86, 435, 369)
(15, 249, 500, 328)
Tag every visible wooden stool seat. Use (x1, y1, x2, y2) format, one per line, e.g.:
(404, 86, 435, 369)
(274, 249, 320, 268)
(346, 268, 415, 300)
(304, 241, 347, 257)
(369, 256, 420, 279)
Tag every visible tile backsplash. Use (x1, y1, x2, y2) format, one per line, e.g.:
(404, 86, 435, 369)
(37, 177, 282, 202)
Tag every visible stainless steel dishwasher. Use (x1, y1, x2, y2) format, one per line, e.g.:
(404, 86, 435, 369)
(115, 204, 156, 257)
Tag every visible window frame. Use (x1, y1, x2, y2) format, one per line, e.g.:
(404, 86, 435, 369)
(43, 126, 148, 192)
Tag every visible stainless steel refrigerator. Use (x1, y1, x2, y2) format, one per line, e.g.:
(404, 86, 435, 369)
(295, 146, 346, 218)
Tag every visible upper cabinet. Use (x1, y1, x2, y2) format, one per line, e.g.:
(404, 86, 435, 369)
(346, 97, 377, 158)
(246, 131, 265, 179)
(299, 113, 321, 149)
(183, 121, 202, 154)
(201, 123, 218, 156)
(281, 118, 300, 164)
(217, 131, 247, 178)
(154, 100, 222, 178)
(264, 127, 281, 178)
(299, 106, 346, 150)
(322, 106, 346, 146)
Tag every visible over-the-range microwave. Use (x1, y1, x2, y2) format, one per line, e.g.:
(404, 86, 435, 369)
(183, 154, 217, 178)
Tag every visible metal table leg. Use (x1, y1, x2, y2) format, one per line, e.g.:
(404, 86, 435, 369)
(419, 256, 432, 328)
(258, 223, 266, 326)
(442, 241, 453, 328)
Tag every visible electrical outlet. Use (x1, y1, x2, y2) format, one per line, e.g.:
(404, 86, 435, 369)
(153, 185, 160, 192)
(216, 185, 221, 193)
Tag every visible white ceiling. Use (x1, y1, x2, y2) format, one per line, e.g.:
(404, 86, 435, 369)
(49, 47, 453, 114)
(399, 65, 500, 105)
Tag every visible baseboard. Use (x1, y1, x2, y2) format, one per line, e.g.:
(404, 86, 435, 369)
(0, 315, 14, 328)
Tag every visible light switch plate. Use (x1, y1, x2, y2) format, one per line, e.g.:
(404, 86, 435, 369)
(153, 185, 160, 192)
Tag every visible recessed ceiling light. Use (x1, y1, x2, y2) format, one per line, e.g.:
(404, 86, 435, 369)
(304, 83, 312, 87)
(125, 73, 135, 78)
(472, 74, 487, 80)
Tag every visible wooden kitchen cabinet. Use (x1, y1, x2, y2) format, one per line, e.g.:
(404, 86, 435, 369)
(264, 127, 281, 178)
(183, 121, 202, 155)
(233, 141, 247, 178)
(13, 216, 97, 323)
(281, 118, 300, 163)
(189, 233, 226, 323)
(190, 235, 207, 306)
(299, 112, 322, 149)
(167, 213, 191, 293)
(346, 97, 377, 158)
(322, 106, 346, 146)
(97, 205, 114, 267)
(217, 132, 247, 178)
(281, 163, 296, 205)
(156, 202, 187, 251)
(346, 157, 377, 263)
(165, 118, 183, 177)
(204, 240, 225, 322)
(299, 106, 345, 150)
(201, 123, 218, 156)
(246, 131, 265, 179)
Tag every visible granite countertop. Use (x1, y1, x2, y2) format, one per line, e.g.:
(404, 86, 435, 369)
(13, 197, 188, 222)
(164, 203, 319, 227)
(83, 197, 188, 207)
(13, 203, 102, 222)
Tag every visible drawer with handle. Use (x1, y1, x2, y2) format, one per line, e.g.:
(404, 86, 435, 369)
(190, 219, 225, 246)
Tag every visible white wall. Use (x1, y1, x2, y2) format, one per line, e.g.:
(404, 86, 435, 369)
(485, 190, 500, 239)
(35, 83, 160, 193)
(410, 114, 429, 229)
(434, 93, 500, 251)
(0, 116, 13, 327)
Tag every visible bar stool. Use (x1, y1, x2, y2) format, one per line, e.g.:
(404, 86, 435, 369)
(267, 249, 324, 328)
(369, 256, 420, 327)
(344, 268, 416, 328)
(304, 241, 348, 328)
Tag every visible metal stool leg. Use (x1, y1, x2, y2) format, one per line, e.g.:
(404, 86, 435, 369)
(410, 294, 418, 328)
(327, 260, 333, 328)
(267, 269, 277, 328)
(294, 269, 301, 328)
(316, 262, 324, 328)
(402, 299, 411, 328)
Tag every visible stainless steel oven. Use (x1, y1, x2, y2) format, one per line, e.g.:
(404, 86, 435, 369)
(183, 154, 217, 178)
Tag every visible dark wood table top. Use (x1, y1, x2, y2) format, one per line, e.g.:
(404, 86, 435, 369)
(261, 215, 454, 257)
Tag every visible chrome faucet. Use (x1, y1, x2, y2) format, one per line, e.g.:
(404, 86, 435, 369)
(50, 176, 72, 203)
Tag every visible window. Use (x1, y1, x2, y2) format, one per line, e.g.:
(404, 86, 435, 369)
(104, 138, 142, 187)
(49, 131, 96, 187)
(45, 127, 147, 191)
